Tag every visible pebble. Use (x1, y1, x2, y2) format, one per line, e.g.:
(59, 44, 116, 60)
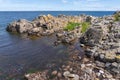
(57, 72, 62, 78)
(85, 68, 93, 74)
(80, 44, 85, 47)
(83, 57, 89, 62)
(66, 66, 70, 69)
(111, 62, 118, 67)
(96, 72, 101, 77)
(63, 71, 79, 80)
(52, 70, 57, 75)
(99, 70, 104, 74)
(69, 68, 73, 72)
(100, 54, 105, 59)
(63, 71, 70, 77)
(106, 74, 113, 78)
(105, 62, 111, 67)
(81, 64, 85, 69)
(86, 63, 92, 67)
(67, 74, 79, 80)
(95, 61, 105, 68)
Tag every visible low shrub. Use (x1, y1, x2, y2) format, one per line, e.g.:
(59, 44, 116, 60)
(64, 22, 90, 33)
(81, 22, 90, 33)
(64, 22, 80, 31)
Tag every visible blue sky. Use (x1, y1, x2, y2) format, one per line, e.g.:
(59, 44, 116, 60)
(0, 0, 120, 11)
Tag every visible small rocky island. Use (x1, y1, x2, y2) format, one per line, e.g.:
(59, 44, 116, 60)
(6, 11, 120, 80)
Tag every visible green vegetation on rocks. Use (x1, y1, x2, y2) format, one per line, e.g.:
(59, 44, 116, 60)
(64, 22, 80, 31)
(64, 22, 90, 33)
(81, 22, 90, 33)
(114, 13, 120, 21)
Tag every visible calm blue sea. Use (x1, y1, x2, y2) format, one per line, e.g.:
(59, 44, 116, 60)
(0, 11, 115, 79)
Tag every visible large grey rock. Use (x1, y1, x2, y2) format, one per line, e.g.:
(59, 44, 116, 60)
(7, 19, 33, 33)
(28, 27, 43, 36)
(80, 27, 103, 47)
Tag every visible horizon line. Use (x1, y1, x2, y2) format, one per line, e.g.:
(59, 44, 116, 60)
(0, 10, 116, 12)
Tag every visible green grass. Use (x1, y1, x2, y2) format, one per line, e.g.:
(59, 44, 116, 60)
(64, 22, 80, 31)
(64, 22, 90, 33)
(81, 22, 90, 33)
(114, 14, 120, 21)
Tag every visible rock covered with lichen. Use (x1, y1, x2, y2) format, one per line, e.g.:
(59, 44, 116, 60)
(80, 11, 120, 79)
(6, 14, 84, 36)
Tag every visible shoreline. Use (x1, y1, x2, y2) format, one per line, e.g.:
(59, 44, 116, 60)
(6, 11, 120, 80)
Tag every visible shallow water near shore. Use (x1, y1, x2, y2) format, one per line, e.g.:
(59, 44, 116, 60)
(0, 11, 115, 79)
(0, 34, 70, 79)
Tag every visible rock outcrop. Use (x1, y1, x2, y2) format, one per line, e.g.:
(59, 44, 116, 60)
(80, 27, 103, 47)
(6, 14, 84, 36)
(80, 12, 120, 78)
(7, 19, 34, 33)
(55, 27, 82, 44)
(6, 11, 120, 80)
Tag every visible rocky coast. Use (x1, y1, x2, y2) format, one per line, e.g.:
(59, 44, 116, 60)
(6, 11, 120, 80)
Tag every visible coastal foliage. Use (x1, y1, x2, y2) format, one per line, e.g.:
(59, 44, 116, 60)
(81, 22, 90, 33)
(64, 22, 90, 33)
(64, 22, 80, 31)
(114, 14, 120, 21)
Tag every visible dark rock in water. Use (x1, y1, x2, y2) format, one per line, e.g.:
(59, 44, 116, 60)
(7, 19, 33, 33)
(80, 28, 103, 47)
(6, 21, 17, 32)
